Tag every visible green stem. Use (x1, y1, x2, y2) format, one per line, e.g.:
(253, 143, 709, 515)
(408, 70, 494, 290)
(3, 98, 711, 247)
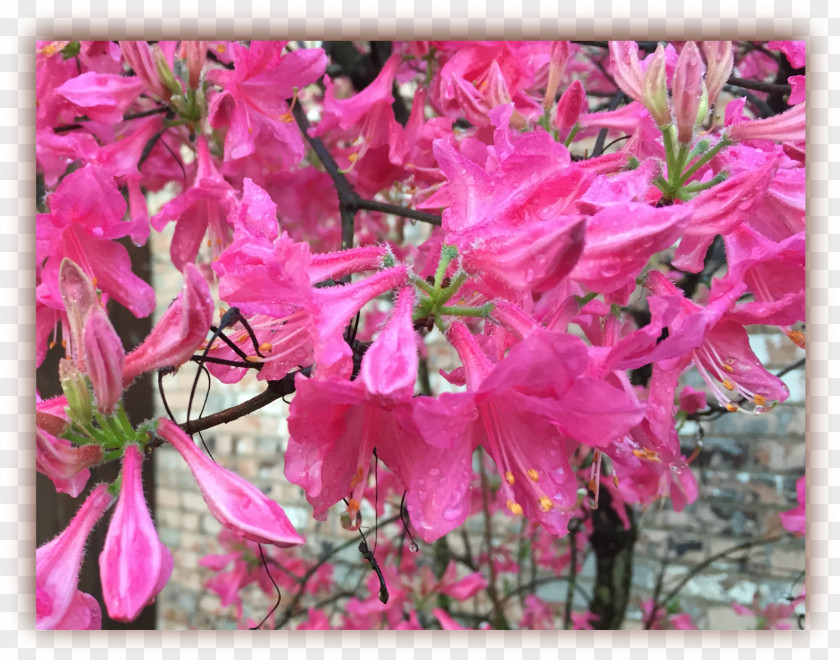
(438, 303, 493, 318)
(435, 271, 467, 307)
(676, 134, 731, 187)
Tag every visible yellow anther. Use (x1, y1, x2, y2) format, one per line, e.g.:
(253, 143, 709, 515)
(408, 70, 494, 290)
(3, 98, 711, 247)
(346, 498, 360, 513)
(40, 43, 57, 56)
(61, 339, 66, 348)
(527, 469, 540, 482)
(722, 379, 734, 391)
(753, 394, 767, 407)
(348, 152, 359, 163)
(216, 44, 226, 53)
(244, 355, 262, 363)
(236, 334, 249, 344)
(506, 500, 523, 516)
(258, 342, 273, 354)
(539, 496, 553, 512)
(280, 112, 294, 123)
(504, 471, 515, 485)
(219, 307, 227, 318)
(722, 364, 734, 373)
(786, 329, 805, 348)
(725, 402, 738, 412)
(350, 466, 364, 488)
(91, 277, 98, 289)
(206, 239, 212, 247)
(632, 448, 660, 462)
(216, 238, 222, 246)
(587, 478, 597, 494)
(612, 475, 620, 488)
(49, 341, 56, 349)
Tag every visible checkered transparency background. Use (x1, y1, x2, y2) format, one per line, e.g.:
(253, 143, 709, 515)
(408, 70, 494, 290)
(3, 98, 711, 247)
(11, 0, 837, 656)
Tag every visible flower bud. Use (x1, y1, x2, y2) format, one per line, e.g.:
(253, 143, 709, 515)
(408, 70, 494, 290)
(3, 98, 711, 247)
(672, 41, 706, 143)
(59, 358, 92, 427)
(544, 41, 571, 110)
(153, 44, 182, 98)
(642, 43, 671, 126)
(554, 80, 587, 130)
(701, 41, 733, 107)
(58, 258, 99, 369)
(83, 305, 125, 416)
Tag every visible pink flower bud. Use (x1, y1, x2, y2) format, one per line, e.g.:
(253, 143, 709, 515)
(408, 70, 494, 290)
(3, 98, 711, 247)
(701, 41, 733, 107)
(642, 43, 671, 126)
(99, 445, 173, 622)
(554, 80, 587, 130)
(156, 418, 306, 547)
(178, 41, 209, 90)
(120, 41, 170, 101)
(672, 42, 706, 143)
(58, 258, 99, 369)
(544, 41, 571, 110)
(83, 305, 125, 415)
(359, 287, 417, 399)
(609, 41, 645, 104)
(37, 484, 114, 629)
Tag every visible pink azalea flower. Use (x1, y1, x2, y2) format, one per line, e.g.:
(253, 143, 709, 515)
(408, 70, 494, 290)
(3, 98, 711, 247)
(285, 288, 422, 522)
(37, 484, 114, 629)
(779, 474, 806, 536)
(297, 608, 332, 630)
(99, 445, 173, 622)
(640, 599, 697, 629)
(608, 41, 645, 104)
(122, 263, 214, 384)
(35, 426, 102, 498)
(569, 202, 692, 301)
(36, 164, 155, 319)
(645, 270, 789, 414)
(767, 41, 806, 69)
(156, 418, 306, 547)
(151, 136, 238, 271)
(206, 41, 326, 162)
(732, 591, 804, 630)
(728, 103, 805, 145)
(119, 41, 171, 101)
(519, 594, 555, 630)
(211, 217, 405, 380)
(411, 323, 643, 540)
(432, 608, 469, 630)
(55, 71, 144, 124)
(678, 385, 707, 414)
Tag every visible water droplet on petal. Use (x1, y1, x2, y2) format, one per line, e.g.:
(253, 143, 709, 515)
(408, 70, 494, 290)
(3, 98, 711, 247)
(429, 467, 440, 477)
(409, 542, 419, 553)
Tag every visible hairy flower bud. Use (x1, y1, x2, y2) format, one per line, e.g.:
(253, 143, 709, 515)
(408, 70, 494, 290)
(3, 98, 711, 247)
(643, 43, 671, 126)
(701, 41, 733, 108)
(672, 42, 706, 143)
(83, 305, 125, 416)
(59, 358, 92, 427)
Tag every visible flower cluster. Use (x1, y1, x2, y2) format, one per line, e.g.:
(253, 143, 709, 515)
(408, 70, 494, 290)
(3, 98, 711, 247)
(36, 40, 805, 630)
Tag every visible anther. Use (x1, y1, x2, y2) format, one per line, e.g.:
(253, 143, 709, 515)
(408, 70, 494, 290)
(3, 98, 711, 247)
(786, 329, 805, 349)
(244, 355, 262, 363)
(753, 394, 767, 407)
(258, 342, 273, 354)
(346, 498, 360, 513)
(504, 471, 515, 485)
(539, 496, 553, 512)
(350, 467, 364, 489)
(722, 364, 734, 373)
(725, 402, 738, 412)
(527, 469, 539, 482)
(722, 379, 734, 391)
(506, 500, 523, 516)
(612, 475, 620, 487)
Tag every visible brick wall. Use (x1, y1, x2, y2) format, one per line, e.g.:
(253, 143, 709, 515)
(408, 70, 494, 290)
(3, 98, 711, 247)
(148, 224, 805, 630)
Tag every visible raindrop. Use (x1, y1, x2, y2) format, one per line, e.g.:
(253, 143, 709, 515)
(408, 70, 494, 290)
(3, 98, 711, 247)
(443, 507, 462, 521)
(409, 542, 420, 553)
(429, 467, 440, 477)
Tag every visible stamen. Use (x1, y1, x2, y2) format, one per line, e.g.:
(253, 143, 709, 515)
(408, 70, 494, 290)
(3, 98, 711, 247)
(504, 471, 515, 485)
(612, 475, 620, 487)
(753, 394, 767, 407)
(244, 355, 262, 363)
(346, 498, 360, 513)
(350, 466, 365, 489)
(786, 329, 805, 348)
(722, 364, 734, 373)
(722, 379, 734, 391)
(725, 402, 738, 412)
(258, 342, 273, 354)
(527, 469, 539, 482)
(539, 496, 553, 512)
(506, 500, 523, 516)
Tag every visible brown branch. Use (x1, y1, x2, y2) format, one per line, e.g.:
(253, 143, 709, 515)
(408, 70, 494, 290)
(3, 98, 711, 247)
(655, 533, 789, 612)
(177, 373, 298, 434)
(727, 76, 792, 96)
